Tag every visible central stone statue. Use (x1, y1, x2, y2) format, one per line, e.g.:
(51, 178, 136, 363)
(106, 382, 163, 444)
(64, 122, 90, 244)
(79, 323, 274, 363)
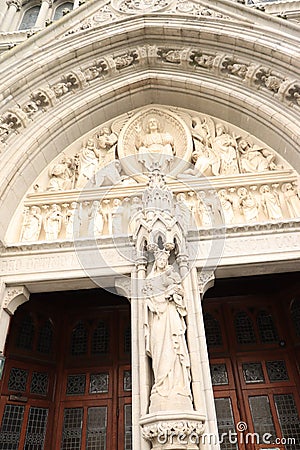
(135, 117, 175, 171)
(144, 248, 193, 413)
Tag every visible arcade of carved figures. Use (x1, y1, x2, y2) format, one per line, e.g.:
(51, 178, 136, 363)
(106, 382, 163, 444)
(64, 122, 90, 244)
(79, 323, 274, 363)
(8, 106, 298, 245)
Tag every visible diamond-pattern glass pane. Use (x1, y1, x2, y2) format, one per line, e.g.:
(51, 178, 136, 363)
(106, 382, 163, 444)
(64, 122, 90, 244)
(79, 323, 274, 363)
(66, 374, 86, 396)
(274, 394, 300, 450)
(24, 407, 49, 450)
(30, 372, 49, 396)
(37, 321, 53, 354)
(86, 406, 107, 450)
(92, 321, 109, 354)
(124, 404, 132, 450)
(242, 363, 265, 384)
(123, 370, 132, 391)
(214, 398, 238, 450)
(60, 408, 83, 450)
(235, 311, 256, 344)
(17, 315, 35, 350)
(8, 367, 28, 392)
(204, 312, 223, 347)
(210, 364, 229, 386)
(249, 395, 276, 441)
(257, 310, 279, 343)
(266, 360, 289, 382)
(0, 404, 25, 450)
(71, 322, 87, 356)
(89, 373, 109, 394)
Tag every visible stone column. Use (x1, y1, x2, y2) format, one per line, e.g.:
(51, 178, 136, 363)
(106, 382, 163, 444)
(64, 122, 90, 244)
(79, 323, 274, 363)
(34, 0, 52, 29)
(0, 0, 9, 27)
(0, 284, 30, 353)
(133, 255, 150, 450)
(1, 0, 21, 32)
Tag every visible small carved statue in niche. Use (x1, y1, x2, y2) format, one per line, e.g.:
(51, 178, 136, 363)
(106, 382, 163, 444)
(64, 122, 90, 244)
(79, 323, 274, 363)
(175, 193, 192, 233)
(47, 155, 76, 191)
(238, 187, 259, 223)
(43, 204, 63, 240)
(65, 202, 81, 240)
(218, 189, 235, 224)
(282, 183, 300, 218)
(144, 248, 192, 412)
(197, 192, 213, 227)
(260, 185, 283, 220)
(238, 140, 277, 173)
(212, 124, 239, 175)
(88, 200, 106, 237)
(20, 206, 42, 241)
(111, 198, 124, 235)
(129, 196, 143, 234)
(76, 139, 100, 188)
(135, 117, 175, 170)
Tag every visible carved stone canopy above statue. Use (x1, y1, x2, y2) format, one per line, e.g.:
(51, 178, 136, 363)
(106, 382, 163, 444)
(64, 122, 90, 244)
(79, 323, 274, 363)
(117, 106, 193, 180)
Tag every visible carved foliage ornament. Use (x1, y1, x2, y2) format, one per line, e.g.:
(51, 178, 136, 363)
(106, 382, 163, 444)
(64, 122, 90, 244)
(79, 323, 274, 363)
(1, 45, 299, 145)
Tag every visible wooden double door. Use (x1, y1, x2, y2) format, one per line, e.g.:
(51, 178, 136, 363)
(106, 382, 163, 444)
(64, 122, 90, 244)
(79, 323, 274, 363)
(203, 276, 300, 450)
(0, 290, 132, 450)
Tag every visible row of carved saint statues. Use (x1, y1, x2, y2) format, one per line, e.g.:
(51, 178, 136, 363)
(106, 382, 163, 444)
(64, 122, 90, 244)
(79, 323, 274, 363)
(19, 183, 300, 242)
(34, 117, 286, 193)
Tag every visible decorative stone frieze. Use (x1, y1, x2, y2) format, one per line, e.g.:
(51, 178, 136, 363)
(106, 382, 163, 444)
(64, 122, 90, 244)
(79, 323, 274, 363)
(1, 46, 300, 144)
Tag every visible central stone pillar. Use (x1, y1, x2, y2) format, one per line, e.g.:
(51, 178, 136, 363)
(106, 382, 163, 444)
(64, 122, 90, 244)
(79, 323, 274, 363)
(132, 170, 208, 450)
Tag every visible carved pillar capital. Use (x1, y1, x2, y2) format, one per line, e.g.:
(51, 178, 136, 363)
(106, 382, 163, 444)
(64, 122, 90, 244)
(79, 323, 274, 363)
(197, 270, 215, 297)
(115, 276, 131, 300)
(176, 253, 189, 276)
(140, 412, 206, 450)
(6, 0, 21, 9)
(3, 285, 30, 315)
(135, 255, 147, 271)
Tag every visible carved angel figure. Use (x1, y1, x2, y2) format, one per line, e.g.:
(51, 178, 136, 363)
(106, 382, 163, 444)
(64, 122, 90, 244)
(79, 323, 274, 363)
(238, 187, 259, 223)
(212, 125, 239, 175)
(95, 126, 118, 165)
(260, 185, 283, 220)
(47, 155, 75, 191)
(144, 248, 192, 412)
(20, 206, 42, 241)
(239, 140, 277, 173)
(135, 117, 175, 170)
(43, 204, 63, 240)
(187, 116, 219, 176)
(76, 139, 100, 188)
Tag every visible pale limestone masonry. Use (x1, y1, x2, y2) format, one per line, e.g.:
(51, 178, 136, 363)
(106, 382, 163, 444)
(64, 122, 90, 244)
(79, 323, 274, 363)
(0, 1, 299, 450)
